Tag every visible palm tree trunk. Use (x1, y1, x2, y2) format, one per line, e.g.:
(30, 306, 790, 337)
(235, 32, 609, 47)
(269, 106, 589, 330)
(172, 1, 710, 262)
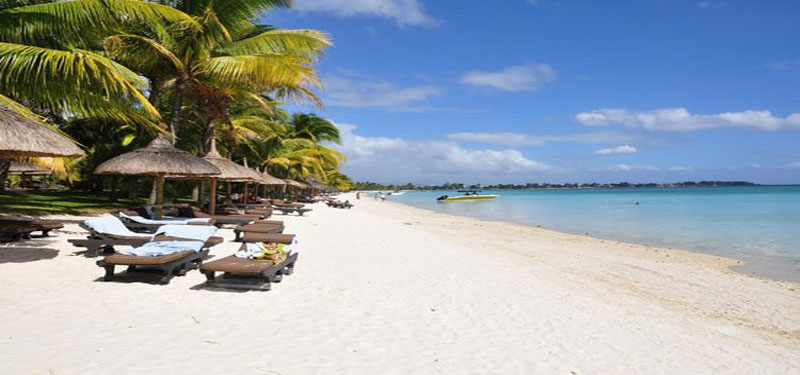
(0, 161, 9, 192)
(148, 179, 157, 204)
(109, 175, 119, 202)
(168, 79, 186, 142)
(203, 119, 215, 154)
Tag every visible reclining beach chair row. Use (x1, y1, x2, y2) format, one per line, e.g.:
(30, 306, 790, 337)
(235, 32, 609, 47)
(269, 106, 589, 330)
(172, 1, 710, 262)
(69, 216, 223, 257)
(326, 199, 353, 209)
(69, 216, 299, 290)
(97, 229, 219, 285)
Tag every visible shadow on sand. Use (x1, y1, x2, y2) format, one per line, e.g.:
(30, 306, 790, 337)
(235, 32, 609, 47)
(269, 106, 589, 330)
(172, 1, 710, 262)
(0, 247, 59, 263)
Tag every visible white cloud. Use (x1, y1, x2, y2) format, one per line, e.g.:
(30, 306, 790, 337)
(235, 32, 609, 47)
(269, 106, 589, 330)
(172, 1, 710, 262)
(603, 164, 659, 172)
(669, 166, 695, 171)
(292, 0, 436, 26)
(447, 131, 644, 146)
(765, 60, 800, 73)
(575, 107, 800, 132)
(595, 145, 637, 155)
(783, 162, 800, 169)
(461, 64, 556, 92)
(330, 123, 553, 182)
(696, 1, 721, 9)
(323, 75, 441, 110)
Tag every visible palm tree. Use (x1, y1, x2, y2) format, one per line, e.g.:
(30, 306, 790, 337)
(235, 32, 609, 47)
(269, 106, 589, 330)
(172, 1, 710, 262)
(102, 0, 330, 140)
(0, 0, 196, 126)
(287, 113, 341, 144)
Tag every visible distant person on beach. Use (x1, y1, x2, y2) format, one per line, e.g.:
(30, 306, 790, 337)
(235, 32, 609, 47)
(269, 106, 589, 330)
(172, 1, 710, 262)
(380, 193, 386, 202)
(356, 191, 360, 200)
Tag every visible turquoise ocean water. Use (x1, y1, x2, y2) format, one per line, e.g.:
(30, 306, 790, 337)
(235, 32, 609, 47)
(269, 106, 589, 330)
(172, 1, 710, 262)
(386, 186, 800, 282)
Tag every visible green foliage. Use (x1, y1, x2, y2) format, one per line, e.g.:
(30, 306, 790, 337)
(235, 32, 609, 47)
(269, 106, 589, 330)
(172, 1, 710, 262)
(0, 0, 357, 198)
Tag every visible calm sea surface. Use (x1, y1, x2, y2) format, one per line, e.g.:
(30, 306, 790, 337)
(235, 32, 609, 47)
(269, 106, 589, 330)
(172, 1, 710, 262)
(386, 186, 800, 282)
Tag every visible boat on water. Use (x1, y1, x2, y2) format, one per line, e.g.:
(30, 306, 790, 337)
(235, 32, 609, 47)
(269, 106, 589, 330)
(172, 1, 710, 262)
(436, 190, 499, 202)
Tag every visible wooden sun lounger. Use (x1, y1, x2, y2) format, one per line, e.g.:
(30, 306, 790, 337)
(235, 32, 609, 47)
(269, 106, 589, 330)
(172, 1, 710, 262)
(97, 248, 209, 285)
(0, 224, 40, 241)
(69, 223, 224, 257)
(0, 217, 63, 238)
(117, 211, 216, 233)
(232, 222, 285, 240)
(272, 206, 312, 216)
(200, 253, 298, 291)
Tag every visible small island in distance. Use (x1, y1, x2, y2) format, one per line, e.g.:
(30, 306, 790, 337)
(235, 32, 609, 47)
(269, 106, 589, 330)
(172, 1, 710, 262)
(353, 181, 759, 191)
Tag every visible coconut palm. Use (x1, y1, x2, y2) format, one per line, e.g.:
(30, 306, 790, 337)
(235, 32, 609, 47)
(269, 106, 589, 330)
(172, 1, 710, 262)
(287, 113, 341, 144)
(102, 0, 330, 139)
(0, 0, 197, 125)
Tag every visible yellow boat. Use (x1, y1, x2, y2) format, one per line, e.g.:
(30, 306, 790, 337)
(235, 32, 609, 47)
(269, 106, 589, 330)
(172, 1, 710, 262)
(436, 190, 499, 202)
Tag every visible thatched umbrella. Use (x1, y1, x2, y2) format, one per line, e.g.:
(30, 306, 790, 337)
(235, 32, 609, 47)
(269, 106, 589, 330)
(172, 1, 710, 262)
(258, 169, 285, 186)
(305, 177, 327, 191)
(95, 134, 221, 215)
(252, 167, 283, 200)
(8, 161, 50, 176)
(0, 105, 83, 191)
(200, 139, 262, 214)
(7, 161, 50, 189)
(0, 106, 84, 159)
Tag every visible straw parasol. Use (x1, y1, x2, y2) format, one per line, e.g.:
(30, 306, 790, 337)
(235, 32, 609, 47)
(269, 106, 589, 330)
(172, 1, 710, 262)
(257, 168, 285, 186)
(199, 139, 263, 214)
(8, 161, 51, 176)
(0, 105, 84, 159)
(305, 177, 327, 191)
(95, 134, 221, 213)
(284, 179, 307, 189)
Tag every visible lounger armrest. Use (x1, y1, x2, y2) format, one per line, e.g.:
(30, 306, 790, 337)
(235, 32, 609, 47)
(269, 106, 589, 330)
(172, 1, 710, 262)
(239, 232, 295, 244)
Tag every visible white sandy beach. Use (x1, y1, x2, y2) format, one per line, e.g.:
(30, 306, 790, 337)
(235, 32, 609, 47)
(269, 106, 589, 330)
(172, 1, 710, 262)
(0, 194, 798, 374)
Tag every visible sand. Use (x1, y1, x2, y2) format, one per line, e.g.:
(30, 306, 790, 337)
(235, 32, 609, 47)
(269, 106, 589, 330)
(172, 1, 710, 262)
(0, 194, 798, 374)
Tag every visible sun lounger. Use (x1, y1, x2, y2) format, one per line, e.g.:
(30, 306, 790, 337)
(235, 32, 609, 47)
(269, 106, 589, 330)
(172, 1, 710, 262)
(70, 217, 222, 257)
(0, 223, 40, 241)
(94, 223, 220, 284)
(232, 221, 285, 240)
(200, 235, 298, 291)
(326, 200, 353, 209)
(178, 206, 265, 225)
(117, 211, 213, 233)
(96, 241, 209, 285)
(272, 206, 312, 216)
(0, 216, 64, 238)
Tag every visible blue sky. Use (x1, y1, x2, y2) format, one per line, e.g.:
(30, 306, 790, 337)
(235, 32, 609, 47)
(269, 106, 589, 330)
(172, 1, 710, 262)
(266, 0, 800, 184)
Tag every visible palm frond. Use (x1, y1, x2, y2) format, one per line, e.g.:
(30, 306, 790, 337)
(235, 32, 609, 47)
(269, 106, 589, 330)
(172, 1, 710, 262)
(0, 42, 160, 121)
(219, 29, 331, 57)
(0, 0, 197, 45)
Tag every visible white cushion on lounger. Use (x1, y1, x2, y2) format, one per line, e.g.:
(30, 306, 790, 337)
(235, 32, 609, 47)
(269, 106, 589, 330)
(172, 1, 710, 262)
(118, 241, 204, 256)
(84, 217, 152, 239)
(118, 212, 211, 225)
(155, 224, 217, 242)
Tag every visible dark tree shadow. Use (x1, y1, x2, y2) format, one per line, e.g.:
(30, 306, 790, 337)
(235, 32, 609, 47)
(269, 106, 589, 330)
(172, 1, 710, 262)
(0, 247, 59, 263)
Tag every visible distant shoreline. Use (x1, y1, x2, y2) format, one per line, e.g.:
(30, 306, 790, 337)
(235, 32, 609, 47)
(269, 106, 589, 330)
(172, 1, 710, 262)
(353, 181, 799, 191)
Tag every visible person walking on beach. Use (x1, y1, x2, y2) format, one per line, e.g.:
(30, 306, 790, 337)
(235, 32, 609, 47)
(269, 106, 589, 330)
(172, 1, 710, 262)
(380, 192, 386, 202)
(356, 191, 360, 200)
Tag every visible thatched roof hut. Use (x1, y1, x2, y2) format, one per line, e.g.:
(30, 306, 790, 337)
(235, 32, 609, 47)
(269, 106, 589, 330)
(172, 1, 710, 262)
(0, 105, 84, 159)
(284, 179, 308, 189)
(305, 177, 327, 190)
(94, 134, 220, 215)
(199, 139, 262, 182)
(258, 168, 286, 186)
(95, 135, 220, 177)
(8, 161, 50, 176)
